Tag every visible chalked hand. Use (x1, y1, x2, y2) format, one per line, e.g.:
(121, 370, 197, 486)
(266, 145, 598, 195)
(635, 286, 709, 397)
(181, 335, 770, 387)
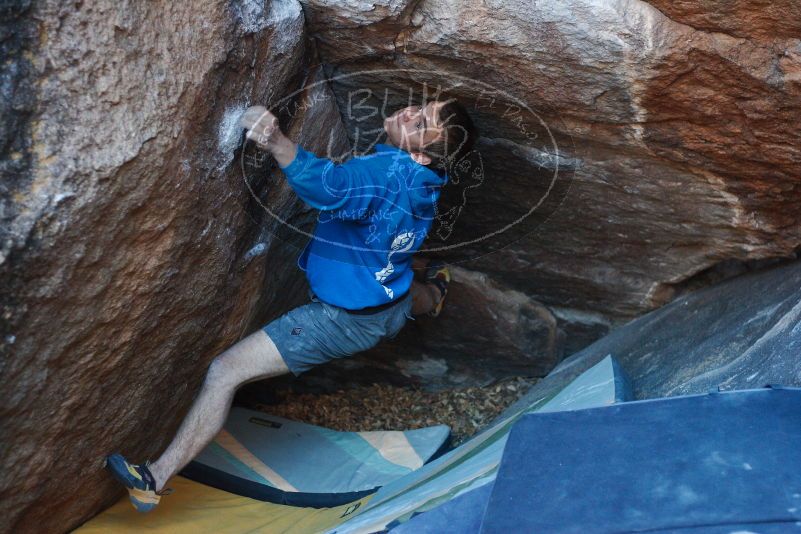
(240, 105, 279, 150)
(240, 105, 297, 167)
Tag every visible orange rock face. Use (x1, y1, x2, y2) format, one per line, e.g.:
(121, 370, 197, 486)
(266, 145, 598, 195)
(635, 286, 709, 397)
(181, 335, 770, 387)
(647, 0, 801, 41)
(0, 2, 349, 532)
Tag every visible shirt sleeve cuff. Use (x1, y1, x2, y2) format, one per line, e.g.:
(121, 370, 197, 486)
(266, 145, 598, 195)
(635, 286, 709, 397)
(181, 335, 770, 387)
(278, 144, 306, 176)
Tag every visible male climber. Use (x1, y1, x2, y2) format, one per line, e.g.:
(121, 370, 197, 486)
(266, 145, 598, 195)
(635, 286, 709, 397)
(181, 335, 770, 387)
(106, 96, 476, 511)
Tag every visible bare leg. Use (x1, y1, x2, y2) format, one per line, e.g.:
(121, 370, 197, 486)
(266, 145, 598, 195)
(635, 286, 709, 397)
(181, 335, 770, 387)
(411, 279, 442, 316)
(148, 329, 289, 491)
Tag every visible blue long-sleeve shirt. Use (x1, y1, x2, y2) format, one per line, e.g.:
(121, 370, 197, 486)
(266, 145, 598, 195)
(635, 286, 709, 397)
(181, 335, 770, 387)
(279, 143, 447, 310)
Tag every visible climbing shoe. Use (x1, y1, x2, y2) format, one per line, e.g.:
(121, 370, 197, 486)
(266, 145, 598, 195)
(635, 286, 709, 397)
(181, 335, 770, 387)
(105, 453, 167, 513)
(425, 260, 451, 318)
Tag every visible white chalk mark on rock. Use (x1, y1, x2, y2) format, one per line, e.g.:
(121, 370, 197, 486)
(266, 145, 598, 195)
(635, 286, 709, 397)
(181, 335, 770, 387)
(244, 242, 267, 261)
(217, 103, 249, 172)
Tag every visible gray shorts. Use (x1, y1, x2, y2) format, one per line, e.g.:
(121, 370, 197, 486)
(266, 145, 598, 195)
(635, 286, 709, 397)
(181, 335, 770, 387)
(263, 290, 414, 376)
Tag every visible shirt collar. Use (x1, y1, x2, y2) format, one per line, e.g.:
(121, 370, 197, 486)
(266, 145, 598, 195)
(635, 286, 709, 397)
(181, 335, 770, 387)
(374, 143, 447, 184)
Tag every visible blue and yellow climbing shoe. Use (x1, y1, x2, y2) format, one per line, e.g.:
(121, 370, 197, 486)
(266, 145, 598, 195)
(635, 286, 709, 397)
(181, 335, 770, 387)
(425, 260, 451, 318)
(105, 453, 165, 513)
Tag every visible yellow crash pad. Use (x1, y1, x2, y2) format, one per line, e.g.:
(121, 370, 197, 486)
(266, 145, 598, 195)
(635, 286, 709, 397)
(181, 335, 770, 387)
(75, 477, 369, 533)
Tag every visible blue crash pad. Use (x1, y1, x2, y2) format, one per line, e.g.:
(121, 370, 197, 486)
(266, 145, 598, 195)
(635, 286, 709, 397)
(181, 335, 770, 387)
(482, 386, 801, 533)
(336, 355, 632, 533)
(389, 481, 494, 533)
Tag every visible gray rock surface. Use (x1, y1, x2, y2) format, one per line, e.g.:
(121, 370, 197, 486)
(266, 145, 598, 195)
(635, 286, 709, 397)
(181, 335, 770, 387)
(499, 258, 801, 421)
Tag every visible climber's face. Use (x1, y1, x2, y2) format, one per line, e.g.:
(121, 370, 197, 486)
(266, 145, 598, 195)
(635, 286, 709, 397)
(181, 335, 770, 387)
(384, 101, 445, 164)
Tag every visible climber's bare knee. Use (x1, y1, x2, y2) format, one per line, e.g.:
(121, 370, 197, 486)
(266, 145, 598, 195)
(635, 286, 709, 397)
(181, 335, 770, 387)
(206, 329, 289, 389)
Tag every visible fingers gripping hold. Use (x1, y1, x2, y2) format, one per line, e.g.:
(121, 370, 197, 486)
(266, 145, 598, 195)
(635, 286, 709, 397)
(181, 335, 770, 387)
(239, 105, 268, 129)
(240, 105, 279, 150)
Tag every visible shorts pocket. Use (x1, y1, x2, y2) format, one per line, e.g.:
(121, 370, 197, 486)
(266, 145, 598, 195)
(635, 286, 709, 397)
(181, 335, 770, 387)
(384, 308, 410, 341)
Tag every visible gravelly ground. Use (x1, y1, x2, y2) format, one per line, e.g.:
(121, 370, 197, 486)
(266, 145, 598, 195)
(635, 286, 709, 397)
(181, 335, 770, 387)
(249, 377, 539, 446)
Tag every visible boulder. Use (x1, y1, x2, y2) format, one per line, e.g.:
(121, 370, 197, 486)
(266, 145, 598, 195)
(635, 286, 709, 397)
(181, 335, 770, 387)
(500, 258, 801, 421)
(0, 1, 347, 531)
(2, 0, 800, 530)
(299, 0, 801, 326)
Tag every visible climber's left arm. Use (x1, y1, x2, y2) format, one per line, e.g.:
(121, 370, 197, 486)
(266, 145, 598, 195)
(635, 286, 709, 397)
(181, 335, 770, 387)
(240, 105, 378, 217)
(239, 106, 296, 167)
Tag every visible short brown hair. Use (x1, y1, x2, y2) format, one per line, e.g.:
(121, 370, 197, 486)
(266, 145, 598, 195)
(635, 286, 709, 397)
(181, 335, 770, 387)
(422, 98, 477, 172)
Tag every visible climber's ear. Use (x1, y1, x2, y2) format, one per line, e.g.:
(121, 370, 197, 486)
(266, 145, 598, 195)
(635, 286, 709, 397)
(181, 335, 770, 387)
(409, 151, 431, 166)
